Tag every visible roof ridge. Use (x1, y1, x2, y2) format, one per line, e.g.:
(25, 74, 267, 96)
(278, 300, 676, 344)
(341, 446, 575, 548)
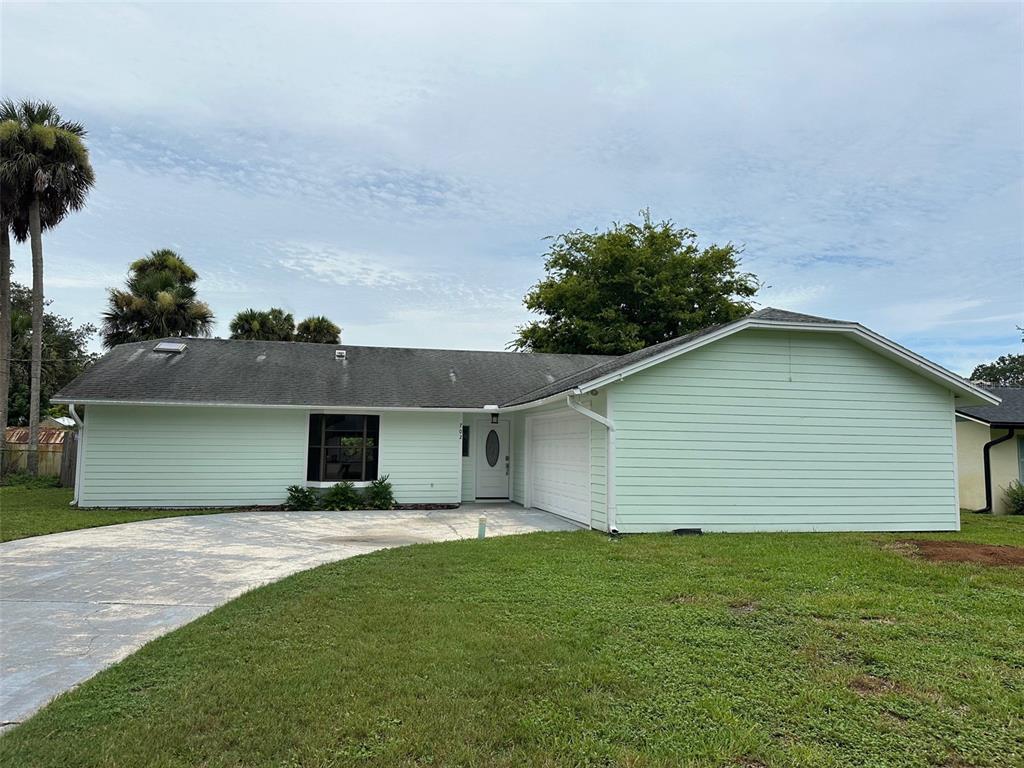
(131, 336, 614, 359)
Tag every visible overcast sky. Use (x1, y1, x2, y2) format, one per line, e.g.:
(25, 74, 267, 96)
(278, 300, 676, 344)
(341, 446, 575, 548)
(2, 2, 1022, 373)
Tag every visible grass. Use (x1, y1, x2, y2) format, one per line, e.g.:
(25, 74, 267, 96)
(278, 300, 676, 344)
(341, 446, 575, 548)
(2, 515, 1022, 767)
(0, 483, 248, 542)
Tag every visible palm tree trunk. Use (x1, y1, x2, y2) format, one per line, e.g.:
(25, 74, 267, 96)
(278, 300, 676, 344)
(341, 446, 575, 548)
(27, 198, 44, 476)
(0, 220, 11, 479)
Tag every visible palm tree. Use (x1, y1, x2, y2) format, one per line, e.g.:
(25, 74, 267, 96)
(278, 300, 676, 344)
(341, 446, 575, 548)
(295, 315, 341, 344)
(229, 308, 295, 341)
(0, 218, 10, 475)
(101, 250, 214, 348)
(0, 99, 95, 475)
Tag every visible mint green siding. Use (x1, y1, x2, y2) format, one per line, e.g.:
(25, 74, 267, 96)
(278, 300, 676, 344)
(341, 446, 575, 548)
(588, 392, 608, 530)
(78, 405, 306, 507)
(610, 329, 958, 532)
(375, 412, 462, 504)
(78, 406, 462, 508)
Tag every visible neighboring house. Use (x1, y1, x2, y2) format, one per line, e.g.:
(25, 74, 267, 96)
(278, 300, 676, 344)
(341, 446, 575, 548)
(955, 387, 1023, 514)
(53, 308, 997, 533)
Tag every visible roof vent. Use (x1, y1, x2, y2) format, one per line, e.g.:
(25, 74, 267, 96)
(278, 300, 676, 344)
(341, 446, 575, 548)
(335, 349, 347, 361)
(449, 368, 457, 383)
(153, 341, 187, 354)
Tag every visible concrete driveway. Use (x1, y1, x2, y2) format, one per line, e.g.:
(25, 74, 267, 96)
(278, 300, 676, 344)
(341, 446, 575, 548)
(0, 504, 578, 728)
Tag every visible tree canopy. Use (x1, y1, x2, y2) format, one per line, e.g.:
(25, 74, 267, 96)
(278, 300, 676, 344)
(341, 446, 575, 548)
(101, 250, 214, 348)
(229, 308, 296, 341)
(230, 309, 342, 343)
(5, 282, 96, 425)
(0, 98, 95, 241)
(510, 211, 760, 355)
(971, 354, 1024, 387)
(295, 316, 341, 344)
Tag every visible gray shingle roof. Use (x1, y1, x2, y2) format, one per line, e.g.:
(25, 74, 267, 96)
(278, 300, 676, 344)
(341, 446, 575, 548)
(957, 387, 1024, 426)
(53, 338, 613, 409)
(54, 307, 862, 410)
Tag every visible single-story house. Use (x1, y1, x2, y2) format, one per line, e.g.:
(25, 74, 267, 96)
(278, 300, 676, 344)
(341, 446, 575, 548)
(955, 386, 1023, 514)
(53, 308, 998, 532)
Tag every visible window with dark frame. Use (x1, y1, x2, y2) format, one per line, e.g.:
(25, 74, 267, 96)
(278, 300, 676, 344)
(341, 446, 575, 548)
(307, 415, 380, 482)
(462, 425, 470, 457)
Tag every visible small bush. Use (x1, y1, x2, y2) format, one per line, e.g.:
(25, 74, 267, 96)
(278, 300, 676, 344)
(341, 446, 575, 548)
(320, 481, 364, 511)
(283, 485, 321, 511)
(364, 474, 395, 510)
(1004, 481, 1024, 515)
(0, 472, 60, 489)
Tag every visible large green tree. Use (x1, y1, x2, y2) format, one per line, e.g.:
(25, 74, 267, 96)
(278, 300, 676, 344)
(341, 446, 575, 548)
(229, 308, 296, 341)
(511, 211, 760, 355)
(971, 355, 1024, 387)
(0, 99, 95, 474)
(295, 315, 341, 344)
(5, 282, 96, 426)
(101, 250, 214, 348)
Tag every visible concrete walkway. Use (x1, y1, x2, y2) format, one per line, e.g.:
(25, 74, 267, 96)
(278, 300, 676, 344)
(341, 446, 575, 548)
(0, 504, 577, 728)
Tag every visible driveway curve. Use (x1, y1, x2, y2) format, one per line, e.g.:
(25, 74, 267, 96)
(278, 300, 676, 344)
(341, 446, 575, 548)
(0, 504, 577, 728)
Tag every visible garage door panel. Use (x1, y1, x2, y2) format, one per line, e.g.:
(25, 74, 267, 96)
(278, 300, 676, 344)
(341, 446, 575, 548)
(529, 412, 590, 525)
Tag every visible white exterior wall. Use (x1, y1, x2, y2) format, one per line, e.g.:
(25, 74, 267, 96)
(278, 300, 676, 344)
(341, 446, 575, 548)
(609, 329, 960, 532)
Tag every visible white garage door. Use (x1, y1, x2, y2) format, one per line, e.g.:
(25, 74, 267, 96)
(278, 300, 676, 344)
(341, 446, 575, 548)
(529, 411, 591, 525)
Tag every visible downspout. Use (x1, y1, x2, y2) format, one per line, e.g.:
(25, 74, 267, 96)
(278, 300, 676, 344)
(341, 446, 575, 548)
(566, 392, 618, 534)
(69, 403, 85, 506)
(975, 427, 1016, 514)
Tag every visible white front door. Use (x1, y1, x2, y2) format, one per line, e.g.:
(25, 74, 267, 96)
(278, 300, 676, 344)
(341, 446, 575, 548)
(476, 421, 510, 499)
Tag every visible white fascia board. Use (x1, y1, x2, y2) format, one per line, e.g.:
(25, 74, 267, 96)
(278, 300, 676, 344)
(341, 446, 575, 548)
(954, 411, 991, 426)
(49, 398, 482, 412)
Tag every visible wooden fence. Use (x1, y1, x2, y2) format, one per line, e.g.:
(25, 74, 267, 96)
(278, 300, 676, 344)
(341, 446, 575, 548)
(2, 427, 77, 487)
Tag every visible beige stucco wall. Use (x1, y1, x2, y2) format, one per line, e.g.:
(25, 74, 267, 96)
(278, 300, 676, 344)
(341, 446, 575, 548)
(956, 419, 1021, 514)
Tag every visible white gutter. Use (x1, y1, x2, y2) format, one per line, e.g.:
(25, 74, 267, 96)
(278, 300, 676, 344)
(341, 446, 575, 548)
(68, 403, 85, 506)
(565, 392, 618, 534)
(49, 389, 575, 413)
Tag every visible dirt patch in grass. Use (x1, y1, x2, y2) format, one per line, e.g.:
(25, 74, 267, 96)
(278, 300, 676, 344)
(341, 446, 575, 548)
(665, 594, 700, 605)
(903, 540, 1024, 567)
(729, 600, 759, 615)
(849, 674, 897, 696)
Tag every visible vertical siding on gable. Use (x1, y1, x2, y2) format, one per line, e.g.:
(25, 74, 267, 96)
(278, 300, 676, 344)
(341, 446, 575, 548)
(511, 413, 526, 504)
(378, 412, 462, 504)
(78, 405, 306, 507)
(611, 329, 958, 532)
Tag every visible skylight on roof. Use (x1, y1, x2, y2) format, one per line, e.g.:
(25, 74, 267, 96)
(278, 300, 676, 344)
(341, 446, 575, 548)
(153, 341, 187, 353)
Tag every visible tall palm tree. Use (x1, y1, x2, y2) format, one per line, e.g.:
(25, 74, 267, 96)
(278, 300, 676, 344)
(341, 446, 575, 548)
(0, 99, 95, 475)
(229, 307, 295, 341)
(101, 250, 214, 348)
(295, 315, 341, 344)
(0, 217, 10, 475)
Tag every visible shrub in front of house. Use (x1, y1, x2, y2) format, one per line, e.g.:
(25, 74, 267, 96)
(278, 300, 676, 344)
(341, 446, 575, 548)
(283, 477, 396, 511)
(284, 485, 321, 511)
(320, 481, 364, 511)
(1004, 481, 1024, 515)
(364, 475, 395, 510)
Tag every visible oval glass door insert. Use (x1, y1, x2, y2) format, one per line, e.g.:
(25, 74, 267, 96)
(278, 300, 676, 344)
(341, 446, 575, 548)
(485, 429, 500, 467)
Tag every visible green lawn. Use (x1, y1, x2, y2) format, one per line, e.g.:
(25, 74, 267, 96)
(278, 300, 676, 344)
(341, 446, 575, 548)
(0, 484, 247, 542)
(2, 515, 1022, 767)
